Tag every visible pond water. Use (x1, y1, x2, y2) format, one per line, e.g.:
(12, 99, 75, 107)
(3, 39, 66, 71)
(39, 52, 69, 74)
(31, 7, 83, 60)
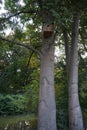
(0, 115, 37, 130)
(5, 120, 29, 130)
(4, 120, 36, 130)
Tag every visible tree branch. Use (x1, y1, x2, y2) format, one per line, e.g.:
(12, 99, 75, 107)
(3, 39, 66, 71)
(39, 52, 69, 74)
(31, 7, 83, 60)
(26, 45, 41, 68)
(0, 36, 41, 55)
(36, 0, 43, 9)
(0, 9, 36, 22)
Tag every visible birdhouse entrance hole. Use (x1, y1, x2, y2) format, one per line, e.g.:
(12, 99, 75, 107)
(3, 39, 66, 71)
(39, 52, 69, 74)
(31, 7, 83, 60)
(42, 23, 54, 38)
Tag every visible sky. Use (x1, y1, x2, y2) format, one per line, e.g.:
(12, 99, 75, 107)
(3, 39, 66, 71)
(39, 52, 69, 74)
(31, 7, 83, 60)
(0, 0, 26, 35)
(0, 0, 25, 16)
(0, 0, 6, 14)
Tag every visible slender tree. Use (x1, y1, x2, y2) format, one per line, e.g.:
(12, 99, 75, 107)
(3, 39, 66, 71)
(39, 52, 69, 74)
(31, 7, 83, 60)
(68, 12, 84, 130)
(63, 1, 87, 129)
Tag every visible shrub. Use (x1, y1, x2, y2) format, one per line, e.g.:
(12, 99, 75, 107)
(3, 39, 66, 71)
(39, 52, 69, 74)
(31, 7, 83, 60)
(0, 94, 28, 115)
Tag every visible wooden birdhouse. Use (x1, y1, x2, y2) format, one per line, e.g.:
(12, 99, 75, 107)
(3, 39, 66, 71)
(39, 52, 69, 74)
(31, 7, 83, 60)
(42, 24, 54, 38)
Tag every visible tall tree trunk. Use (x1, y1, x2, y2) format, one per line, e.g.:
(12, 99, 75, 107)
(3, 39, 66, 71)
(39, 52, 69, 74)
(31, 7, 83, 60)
(38, 11, 57, 130)
(68, 12, 84, 130)
(63, 28, 70, 77)
(38, 40, 57, 130)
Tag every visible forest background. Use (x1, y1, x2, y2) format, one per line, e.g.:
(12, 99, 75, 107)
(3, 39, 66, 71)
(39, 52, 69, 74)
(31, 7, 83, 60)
(0, 0, 87, 130)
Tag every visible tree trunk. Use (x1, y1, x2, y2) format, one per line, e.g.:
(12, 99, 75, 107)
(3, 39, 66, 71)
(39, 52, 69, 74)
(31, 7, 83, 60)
(38, 11, 57, 130)
(38, 10, 57, 130)
(63, 28, 70, 77)
(68, 12, 84, 130)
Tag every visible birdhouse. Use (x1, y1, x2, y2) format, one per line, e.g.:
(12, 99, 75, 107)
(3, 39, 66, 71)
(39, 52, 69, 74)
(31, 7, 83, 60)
(42, 24, 54, 38)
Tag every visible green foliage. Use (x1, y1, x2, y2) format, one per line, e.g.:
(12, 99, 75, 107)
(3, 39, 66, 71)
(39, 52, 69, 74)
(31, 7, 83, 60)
(55, 66, 69, 130)
(0, 42, 33, 93)
(5, 0, 24, 13)
(68, 0, 87, 10)
(25, 80, 39, 114)
(0, 94, 28, 115)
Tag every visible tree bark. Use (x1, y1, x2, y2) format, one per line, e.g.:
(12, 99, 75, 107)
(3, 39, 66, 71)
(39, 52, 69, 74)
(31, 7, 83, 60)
(38, 11, 57, 130)
(38, 41, 57, 130)
(68, 12, 84, 130)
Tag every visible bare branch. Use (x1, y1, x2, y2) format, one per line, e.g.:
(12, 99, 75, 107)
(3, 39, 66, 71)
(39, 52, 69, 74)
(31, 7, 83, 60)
(7, 10, 35, 19)
(0, 36, 41, 55)
(26, 52, 34, 67)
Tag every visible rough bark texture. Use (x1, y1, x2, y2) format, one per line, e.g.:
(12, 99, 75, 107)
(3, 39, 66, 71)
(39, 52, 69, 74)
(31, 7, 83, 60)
(68, 12, 84, 130)
(38, 41, 57, 130)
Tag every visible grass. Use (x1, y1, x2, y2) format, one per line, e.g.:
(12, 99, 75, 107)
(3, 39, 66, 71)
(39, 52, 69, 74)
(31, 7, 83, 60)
(0, 114, 37, 130)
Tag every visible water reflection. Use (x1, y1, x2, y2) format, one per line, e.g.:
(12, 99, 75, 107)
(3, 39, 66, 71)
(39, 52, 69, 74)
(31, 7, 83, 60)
(4, 120, 31, 130)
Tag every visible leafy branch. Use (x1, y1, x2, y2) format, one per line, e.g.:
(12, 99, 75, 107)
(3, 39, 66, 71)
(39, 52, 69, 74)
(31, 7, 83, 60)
(0, 36, 41, 55)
